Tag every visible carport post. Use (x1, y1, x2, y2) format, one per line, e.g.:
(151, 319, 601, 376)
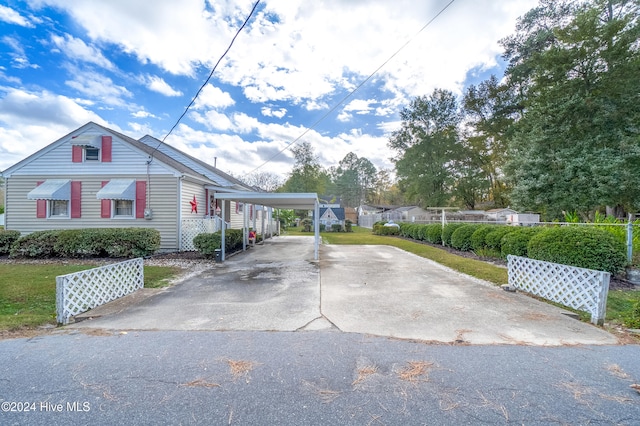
(221, 200, 226, 261)
(314, 200, 319, 260)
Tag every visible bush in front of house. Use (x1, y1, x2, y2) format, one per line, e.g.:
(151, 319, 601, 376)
(0, 230, 21, 255)
(450, 224, 482, 252)
(301, 218, 313, 232)
(441, 223, 466, 247)
(9, 228, 160, 258)
(500, 227, 543, 258)
(193, 229, 244, 257)
(319, 224, 326, 232)
(10, 230, 58, 257)
(527, 226, 627, 274)
(345, 219, 353, 232)
(331, 223, 343, 232)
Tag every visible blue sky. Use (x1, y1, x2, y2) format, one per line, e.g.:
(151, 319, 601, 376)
(0, 0, 537, 182)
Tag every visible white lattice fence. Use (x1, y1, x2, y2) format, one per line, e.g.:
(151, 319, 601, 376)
(181, 218, 223, 251)
(56, 258, 144, 324)
(507, 255, 610, 325)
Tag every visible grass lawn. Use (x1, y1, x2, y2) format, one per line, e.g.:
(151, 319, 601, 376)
(0, 263, 180, 331)
(285, 225, 640, 328)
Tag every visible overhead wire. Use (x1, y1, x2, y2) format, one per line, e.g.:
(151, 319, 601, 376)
(148, 0, 261, 159)
(245, 0, 457, 176)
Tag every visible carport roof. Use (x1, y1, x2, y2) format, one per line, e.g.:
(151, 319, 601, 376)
(213, 192, 319, 210)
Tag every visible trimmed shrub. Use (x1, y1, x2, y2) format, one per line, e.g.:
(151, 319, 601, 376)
(331, 223, 343, 232)
(301, 218, 313, 232)
(345, 220, 353, 232)
(441, 223, 466, 247)
(193, 229, 244, 257)
(10, 230, 58, 257)
(470, 225, 495, 252)
(484, 226, 516, 252)
(424, 224, 442, 244)
(527, 226, 627, 274)
(500, 227, 543, 258)
(382, 226, 400, 236)
(319, 224, 326, 232)
(193, 232, 221, 256)
(10, 228, 160, 258)
(0, 230, 20, 255)
(450, 224, 481, 251)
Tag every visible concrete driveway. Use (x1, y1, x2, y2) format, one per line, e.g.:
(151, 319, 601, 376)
(71, 236, 618, 345)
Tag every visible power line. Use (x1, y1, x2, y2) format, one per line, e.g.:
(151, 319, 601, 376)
(246, 0, 456, 176)
(150, 0, 261, 157)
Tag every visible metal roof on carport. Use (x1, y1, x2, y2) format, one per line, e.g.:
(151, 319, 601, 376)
(213, 192, 320, 261)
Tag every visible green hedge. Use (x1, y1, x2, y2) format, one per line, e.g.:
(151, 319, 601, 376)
(442, 223, 466, 247)
(0, 230, 21, 255)
(470, 225, 494, 252)
(450, 224, 482, 251)
(374, 223, 400, 236)
(9, 228, 160, 258)
(527, 226, 627, 274)
(425, 224, 442, 244)
(484, 226, 516, 252)
(193, 229, 244, 256)
(500, 227, 542, 258)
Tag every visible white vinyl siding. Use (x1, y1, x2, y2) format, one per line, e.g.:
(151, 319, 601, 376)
(5, 175, 180, 251)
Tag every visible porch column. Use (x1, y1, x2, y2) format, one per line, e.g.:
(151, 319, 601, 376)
(221, 200, 226, 261)
(314, 200, 319, 260)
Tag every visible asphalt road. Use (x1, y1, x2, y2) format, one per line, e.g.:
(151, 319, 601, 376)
(1, 330, 639, 425)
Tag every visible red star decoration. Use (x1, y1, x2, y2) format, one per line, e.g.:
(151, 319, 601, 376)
(190, 195, 198, 213)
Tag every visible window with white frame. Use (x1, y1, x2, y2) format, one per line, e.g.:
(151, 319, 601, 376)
(114, 199, 133, 217)
(50, 200, 69, 217)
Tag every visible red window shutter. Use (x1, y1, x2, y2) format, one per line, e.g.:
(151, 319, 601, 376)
(136, 181, 146, 218)
(101, 136, 112, 162)
(72, 145, 83, 163)
(205, 189, 209, 215)
(71, 181, 82, 218)
(36, 181, 46, 218)
(101, 181, 111, 218)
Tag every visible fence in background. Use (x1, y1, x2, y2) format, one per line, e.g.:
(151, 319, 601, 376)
(507, 255, 610, 325)
(56, 258, 144, 325)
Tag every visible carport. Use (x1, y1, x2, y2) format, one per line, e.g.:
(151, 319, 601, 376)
(213, 192, 320, 261)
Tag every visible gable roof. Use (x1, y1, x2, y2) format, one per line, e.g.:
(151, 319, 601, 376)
(318, 207, 345, 221)
(138, 135, 250, 190)
(2, 122, 252, 192)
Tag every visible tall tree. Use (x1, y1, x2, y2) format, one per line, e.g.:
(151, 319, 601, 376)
(279, 141, 330, 195)
(502, 0, 640, 219)
(331, 152, 377, 207)
(242, 171, 283, 192)
(388, 89, 462, 208)
(462, 75, 520, 207)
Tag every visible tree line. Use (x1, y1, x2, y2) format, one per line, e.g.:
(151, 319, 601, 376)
(246, 0, 638, 221)
(390, 0, 640, 220)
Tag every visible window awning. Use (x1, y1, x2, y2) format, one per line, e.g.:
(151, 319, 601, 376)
(70, 134, 100, 148)
(96, 179, 136, 200)
(27, 179, 71, 200)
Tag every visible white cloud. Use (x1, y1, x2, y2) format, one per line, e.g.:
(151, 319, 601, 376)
(193, 84, 235, 109)
(2, 36, 39, 69)
(0, 88, 111, 171)
(0, 5, 34, 27)
(261, 107, 287, 118)
(146, 76, 182, 97)
(64, 69, 132, 106)
(50, 34, 115, 69)
(131, 110, 157, 119)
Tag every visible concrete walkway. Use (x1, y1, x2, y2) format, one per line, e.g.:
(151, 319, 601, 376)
(72, 236, 618, 345)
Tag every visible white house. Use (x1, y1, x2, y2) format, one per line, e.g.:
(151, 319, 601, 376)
(1, 122, 268, 251)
